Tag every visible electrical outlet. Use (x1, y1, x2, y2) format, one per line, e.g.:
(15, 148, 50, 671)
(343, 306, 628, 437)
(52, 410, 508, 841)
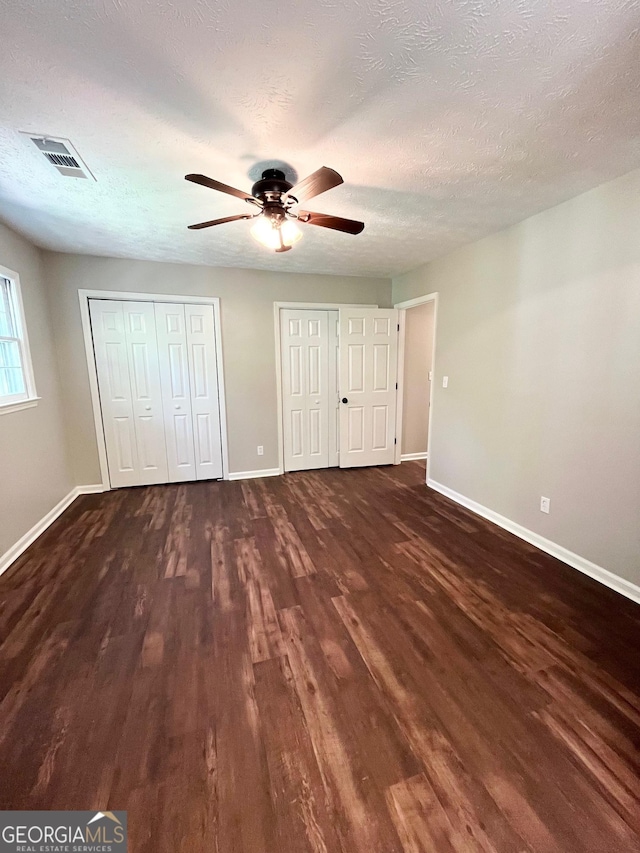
(442, 376, 449, 388)
(257, 445, 264, 456)
(540, 496, 550, 514)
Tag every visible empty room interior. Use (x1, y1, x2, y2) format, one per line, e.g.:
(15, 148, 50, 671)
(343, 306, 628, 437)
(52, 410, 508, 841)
(1, 1, 639, 851)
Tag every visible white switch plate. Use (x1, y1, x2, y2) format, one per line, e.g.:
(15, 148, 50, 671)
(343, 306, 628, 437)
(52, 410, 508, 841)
(442, 376, 449, 388)
(257, 445, 264, 456)
(540, 496, 550, 514)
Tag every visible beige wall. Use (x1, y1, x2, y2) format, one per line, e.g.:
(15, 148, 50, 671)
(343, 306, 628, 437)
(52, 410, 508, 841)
(0, 224, 74, 557)
(401, 301, 434, 456)
(43, 253, 391, 483)
(393, 168, 640, 587)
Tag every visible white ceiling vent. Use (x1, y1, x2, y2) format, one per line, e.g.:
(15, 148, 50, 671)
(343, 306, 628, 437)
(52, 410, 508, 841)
(23, 134, 96, 180)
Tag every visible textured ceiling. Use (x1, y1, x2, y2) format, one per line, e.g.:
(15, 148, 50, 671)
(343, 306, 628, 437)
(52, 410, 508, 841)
(1, 0, 640, 278)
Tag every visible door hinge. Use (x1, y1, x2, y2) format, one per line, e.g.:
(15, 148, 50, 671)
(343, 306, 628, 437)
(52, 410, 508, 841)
(395, 382, 398, 390)
(397, 323, 400, 331)
(394, 437, 397, 445)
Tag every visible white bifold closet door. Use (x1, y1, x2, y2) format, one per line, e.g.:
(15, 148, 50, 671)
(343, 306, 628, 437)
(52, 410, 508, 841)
(281, 309, 339, 472)
(90, 299, 169, 487)
(184, 304, 225, 479)
(154, 302, 224, 482)
(90, 298, 223, 488)
(154, 303, 197, 481)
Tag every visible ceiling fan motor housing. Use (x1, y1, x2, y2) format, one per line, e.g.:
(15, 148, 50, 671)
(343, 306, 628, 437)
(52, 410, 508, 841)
(251, 169, 293, 202)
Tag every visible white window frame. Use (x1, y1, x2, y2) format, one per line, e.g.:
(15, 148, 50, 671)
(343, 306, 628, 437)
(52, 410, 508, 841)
(0, 264, 39, 415)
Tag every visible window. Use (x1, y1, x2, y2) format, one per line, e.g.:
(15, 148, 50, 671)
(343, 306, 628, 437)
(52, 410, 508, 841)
(0, 269, 37, 412)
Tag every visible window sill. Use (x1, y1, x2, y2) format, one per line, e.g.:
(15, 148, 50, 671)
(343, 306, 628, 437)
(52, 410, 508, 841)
(0, 397, 41, 416)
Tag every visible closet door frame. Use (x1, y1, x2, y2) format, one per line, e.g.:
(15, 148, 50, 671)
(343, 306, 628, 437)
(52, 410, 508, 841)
(274, 301, 378, 476)
(79, 289, 229, 490)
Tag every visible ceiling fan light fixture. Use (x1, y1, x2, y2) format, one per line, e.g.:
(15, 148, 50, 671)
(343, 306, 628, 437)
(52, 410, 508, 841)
(186, 165, 364, 245)
(250, 216, 302, 251)
(280, 219, 302, 246)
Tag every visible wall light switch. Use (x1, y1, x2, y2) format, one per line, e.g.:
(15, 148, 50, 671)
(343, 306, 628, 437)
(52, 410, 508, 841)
(257, 445, 264, 456)
(442, 376, 449, 388)
(540, 496, 550, 514)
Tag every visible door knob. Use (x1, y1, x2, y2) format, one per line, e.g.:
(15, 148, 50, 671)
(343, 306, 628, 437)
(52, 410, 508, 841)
(144, 405, 151, 411)
(341, 397, 348, 404)
(175, 405, 181, 410)
(314, 400, 321, 405)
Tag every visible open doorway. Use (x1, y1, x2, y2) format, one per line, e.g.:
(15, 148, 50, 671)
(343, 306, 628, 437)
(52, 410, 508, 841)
(394, 293, 438, 482)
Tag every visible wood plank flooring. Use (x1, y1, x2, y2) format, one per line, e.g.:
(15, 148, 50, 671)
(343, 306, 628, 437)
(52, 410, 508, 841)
(1, 462, 639, 852)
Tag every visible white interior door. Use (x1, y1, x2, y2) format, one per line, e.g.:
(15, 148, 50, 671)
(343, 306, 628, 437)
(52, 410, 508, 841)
(281, 309, 330, 472)
(185, 304, 224, 480)
(90, 299, 168, 487)
(338, 307, 399, 468)
(154, 303, 197, 482)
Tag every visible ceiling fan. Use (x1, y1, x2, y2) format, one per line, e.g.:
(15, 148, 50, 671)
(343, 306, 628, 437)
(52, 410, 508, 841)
(185, 166, 364, 252)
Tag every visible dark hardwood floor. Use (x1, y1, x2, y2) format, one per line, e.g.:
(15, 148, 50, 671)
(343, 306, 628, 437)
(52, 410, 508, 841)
(1, 462, 639, 852)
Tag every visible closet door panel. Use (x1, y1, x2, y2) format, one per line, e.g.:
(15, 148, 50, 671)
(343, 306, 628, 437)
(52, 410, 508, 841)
(122, 302, 168, 483)
(185, 304, 223, 480)
(338, 308, 398, 468)
(281, 309, 330, 472)
(90, 300, 140, 487)
(154, 303, 197, 482)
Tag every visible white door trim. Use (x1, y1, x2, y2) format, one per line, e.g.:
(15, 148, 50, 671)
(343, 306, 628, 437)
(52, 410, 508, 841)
(79, 288, 229, 489)
(274, 301, 378, 475)
(394, 292, 438, 483)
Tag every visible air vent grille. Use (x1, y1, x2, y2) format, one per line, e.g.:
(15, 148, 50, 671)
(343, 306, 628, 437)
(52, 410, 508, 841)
(45, 152, 81, 169)
(22, 133, 96, 180)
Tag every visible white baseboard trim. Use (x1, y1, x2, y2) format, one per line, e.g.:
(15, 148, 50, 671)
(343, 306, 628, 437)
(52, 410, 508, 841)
(78, 484, 107, 495)
(0, 484, 105, 577)
(401, 452, 428, 462)
(427, 478, 640, 606)
(228, 468, 281, 481)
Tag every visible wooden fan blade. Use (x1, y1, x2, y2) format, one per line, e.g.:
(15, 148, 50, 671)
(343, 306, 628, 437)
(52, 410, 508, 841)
(287, 167, 343, 204)
(185, 173, 254, 202)
(188, 214, 252, 230)
(297, 211, 364, 234)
